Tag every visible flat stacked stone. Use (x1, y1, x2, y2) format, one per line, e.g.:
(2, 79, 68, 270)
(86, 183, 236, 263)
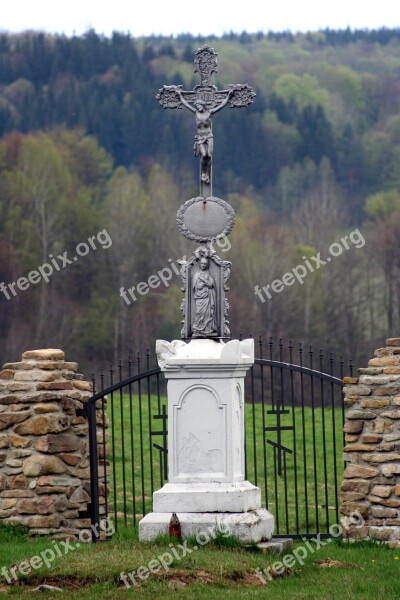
(341, 338, 400, 547)
(0, 349, 107, 540)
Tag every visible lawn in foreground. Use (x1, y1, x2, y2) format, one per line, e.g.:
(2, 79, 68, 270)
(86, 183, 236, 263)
(0, 525, 399, 599)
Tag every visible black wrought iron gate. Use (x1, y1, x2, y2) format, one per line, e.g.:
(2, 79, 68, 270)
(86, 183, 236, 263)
(86, 339, 351, 541)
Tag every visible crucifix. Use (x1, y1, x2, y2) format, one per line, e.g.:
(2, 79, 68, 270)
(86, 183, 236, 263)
(156, 45, 255, 198)
(156, 45, 255, 339)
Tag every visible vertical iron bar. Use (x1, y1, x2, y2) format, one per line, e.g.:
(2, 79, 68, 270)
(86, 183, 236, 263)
(119, 360, 127, 526)
(309, 346, 319, 534)
(251, 361, 257, 486)
(259, 337, 268, 508)
(320, 350, 329, 532)
(109, 365, 117, 531)
(283, 451, 289, 534)
(137, 353, 146, 517)
(299, 343, 309, 533)
(273, 445, 279, 534)
(330, 352, 340, 526)
(289, 341, 299, 534)
(88, 396, 100, 542)
(128, 356, 137, 528)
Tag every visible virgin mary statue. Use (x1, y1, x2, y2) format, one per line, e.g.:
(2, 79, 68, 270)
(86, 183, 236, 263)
(192, 257, 217, 336)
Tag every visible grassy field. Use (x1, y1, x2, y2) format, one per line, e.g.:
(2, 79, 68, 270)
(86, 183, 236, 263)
(0, 524, 399, 599)
(103, 390, 344, 537)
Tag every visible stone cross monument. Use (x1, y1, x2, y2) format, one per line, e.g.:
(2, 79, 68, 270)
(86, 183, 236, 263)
(157, 44, 255, 339)
(139, 46, 274, 543)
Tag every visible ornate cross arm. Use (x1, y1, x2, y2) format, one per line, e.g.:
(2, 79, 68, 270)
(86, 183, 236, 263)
(156, 83, 256, 111)
(156, 45, 255, 198)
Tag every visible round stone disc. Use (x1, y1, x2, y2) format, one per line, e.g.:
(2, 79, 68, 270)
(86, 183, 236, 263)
(176, 196, 235, 242)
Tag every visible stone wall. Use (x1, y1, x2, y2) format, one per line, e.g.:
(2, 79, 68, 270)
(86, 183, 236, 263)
(0, 348, 105, 540)
(341, 337, 400, 547)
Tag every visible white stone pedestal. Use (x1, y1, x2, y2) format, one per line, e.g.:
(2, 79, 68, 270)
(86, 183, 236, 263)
(139, 338, 274, 543)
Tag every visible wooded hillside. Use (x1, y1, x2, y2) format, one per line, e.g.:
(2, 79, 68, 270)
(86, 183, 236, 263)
(1, 29, 400, 373)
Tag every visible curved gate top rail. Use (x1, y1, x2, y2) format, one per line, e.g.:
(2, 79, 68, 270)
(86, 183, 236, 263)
(86, 338, 352, 541)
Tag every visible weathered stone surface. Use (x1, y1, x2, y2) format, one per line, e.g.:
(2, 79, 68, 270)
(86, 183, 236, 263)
(369, 357, 400, 367)
(369, 526, 394, 540)
(25, 515, 63, 528)
(14, 370, 60, 382)
(6, 458, 22, 467)
(33, 403, 61, 414)
(345, 434, 359, 443)
(0, 489, 33, 497)
(344, 444, 375, 452)
(360, 399, 390, 409)
(363, 453, 400, 463)
(395, 484, 400, 496)
(343, 464, 380, 479)
(35, 486, 67, 495)
(22, 349, 65, 361)
(370, 497, 400, 508)
(344, 385, 371, 396)
(359, 375, 400, 385)
(346, 410, 376, 420)
(341, 479, 370, 494)
(14, 414, 70, 435)
(381, 464, 400, 477)
(343, 377, 359, 384)
(0, 434, 8, 448)
(375, 385, 400, 396)
(381, 410, 400, 419)
(341, 502, 369, 517)
(360, 434, 383, 443)
(371, 507, 398, 518)
(60, 454, 81, 466)
(358, 368, 383, 375)
(9, 435, 30, 449)
(37, 476, 81, 487)
(18, 495, 68, 514)
(69, 487, 90, 504)
(386, 338, 400, 347)
(383, 368, 400, 374)
(343, 420, 364, 434)
(37, 382, 73, 391)
(6, 383, 32, 392)
(22, 455, 67, 477)
(371, 485, 392, 498)
(11, 474, 28, 489)
(369, 419, 393, 433)
(34, 433, 80, 453)
(73, 381, 92, 391)
(0, 370, 15, 380)
(342, 491, 366, 502)
(0, 474, 8, 491)
(0, 411, 31, 430)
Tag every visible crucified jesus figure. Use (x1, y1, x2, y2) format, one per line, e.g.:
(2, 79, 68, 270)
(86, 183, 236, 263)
(176, 88, 235, 187)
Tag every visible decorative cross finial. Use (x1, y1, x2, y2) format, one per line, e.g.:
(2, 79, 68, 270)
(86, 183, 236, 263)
(156, 46, 255, 340)
(156, 45, 255, 198)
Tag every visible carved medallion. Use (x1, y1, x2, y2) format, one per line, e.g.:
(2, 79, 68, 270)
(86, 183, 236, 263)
(176, 196, 235, 243)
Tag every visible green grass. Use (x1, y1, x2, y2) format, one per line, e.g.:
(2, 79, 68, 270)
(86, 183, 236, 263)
(0, 525, 399, 598)
(104, 393, 344, 537)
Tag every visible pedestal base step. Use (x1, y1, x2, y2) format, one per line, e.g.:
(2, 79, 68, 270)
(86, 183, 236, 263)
(139, 509, 274, 544)
(153, 481, 261, 513)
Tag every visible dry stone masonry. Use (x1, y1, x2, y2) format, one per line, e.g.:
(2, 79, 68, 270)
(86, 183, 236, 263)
(341, 338, 400, 547)
(0, 349, 106, 540)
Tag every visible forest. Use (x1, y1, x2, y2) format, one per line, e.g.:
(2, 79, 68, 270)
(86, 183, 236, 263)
(1, 28, 400, 375)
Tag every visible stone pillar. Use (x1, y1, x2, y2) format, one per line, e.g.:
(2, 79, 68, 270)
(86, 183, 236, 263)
(0, 348, 102, 540)
(139, 338, 274, 543)
(341, 337, 400, 547)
